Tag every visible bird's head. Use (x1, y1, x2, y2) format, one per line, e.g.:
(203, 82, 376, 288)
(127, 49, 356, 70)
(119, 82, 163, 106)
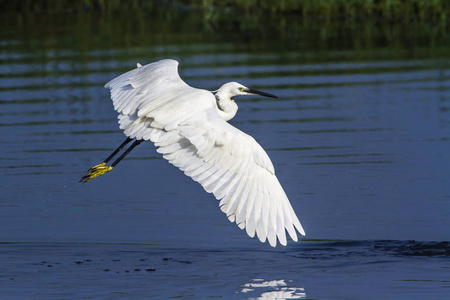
(216, 82, 278, 100)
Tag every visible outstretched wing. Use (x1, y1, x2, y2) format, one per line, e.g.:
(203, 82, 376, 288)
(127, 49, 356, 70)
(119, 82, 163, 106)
(105, 59, 305, 247)
(106, 59, 191, 117)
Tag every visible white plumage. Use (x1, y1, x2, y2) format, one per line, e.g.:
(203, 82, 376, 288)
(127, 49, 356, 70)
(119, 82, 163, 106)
(93, 59, 305, 247)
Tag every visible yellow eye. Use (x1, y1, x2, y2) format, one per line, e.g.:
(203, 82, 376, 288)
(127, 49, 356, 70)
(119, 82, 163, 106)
(238, 87, 244, 91)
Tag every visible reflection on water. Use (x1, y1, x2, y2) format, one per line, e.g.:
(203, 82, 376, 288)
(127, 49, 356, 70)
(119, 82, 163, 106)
(0, 240, 447, 299)
(241, 279, 306, 300)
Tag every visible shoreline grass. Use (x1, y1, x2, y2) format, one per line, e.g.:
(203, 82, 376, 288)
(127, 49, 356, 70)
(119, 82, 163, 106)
(0, 0, 448, 23)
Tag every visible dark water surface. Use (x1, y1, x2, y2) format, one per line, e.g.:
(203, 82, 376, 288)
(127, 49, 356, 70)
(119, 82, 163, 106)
(1, 9, 449, 299)
(0, 241, 448, 299)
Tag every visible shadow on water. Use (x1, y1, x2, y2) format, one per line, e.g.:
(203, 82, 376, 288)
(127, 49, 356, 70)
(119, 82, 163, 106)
(297, 239, 450, 258)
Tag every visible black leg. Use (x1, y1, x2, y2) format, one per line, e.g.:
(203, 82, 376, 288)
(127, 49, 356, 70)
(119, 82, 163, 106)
(111, 139, 144, 167)
(80, 137, 143, 183)
(104, 137, 133, 164)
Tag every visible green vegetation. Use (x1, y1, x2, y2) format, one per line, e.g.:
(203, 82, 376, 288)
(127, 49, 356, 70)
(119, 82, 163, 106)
(1, 0, 449, 22)
(1, 0, 448, 66)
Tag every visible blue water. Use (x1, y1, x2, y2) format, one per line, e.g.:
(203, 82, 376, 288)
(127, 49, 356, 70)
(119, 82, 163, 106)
(1, 11, 449, 299)
(0, 241, 448, 299)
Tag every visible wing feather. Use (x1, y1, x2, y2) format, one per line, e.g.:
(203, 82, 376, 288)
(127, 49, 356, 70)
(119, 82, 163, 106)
(220, 173, 247, 217)
(211, 170, 236, 200)
(104, 59, 305, 247)
(235, 178, 255, 225)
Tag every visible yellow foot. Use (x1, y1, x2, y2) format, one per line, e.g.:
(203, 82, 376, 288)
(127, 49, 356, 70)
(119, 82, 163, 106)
(80, 162, 113, 182)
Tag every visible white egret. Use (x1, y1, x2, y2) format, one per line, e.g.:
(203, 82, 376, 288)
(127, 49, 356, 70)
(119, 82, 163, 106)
(80, 59, 305, 247)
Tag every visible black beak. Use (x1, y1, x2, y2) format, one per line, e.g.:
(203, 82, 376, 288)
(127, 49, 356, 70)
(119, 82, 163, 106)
(246, 88, 278, 98)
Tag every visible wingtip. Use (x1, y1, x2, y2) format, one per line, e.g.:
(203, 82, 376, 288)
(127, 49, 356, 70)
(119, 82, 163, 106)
(296, 223, 306, 236)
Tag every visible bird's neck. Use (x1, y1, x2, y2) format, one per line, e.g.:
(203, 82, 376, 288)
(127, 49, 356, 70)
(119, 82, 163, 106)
(214, 93, 238, 121)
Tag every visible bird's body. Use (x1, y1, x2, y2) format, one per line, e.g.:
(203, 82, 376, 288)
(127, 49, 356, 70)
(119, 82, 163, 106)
(81, 59, 305, 247)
